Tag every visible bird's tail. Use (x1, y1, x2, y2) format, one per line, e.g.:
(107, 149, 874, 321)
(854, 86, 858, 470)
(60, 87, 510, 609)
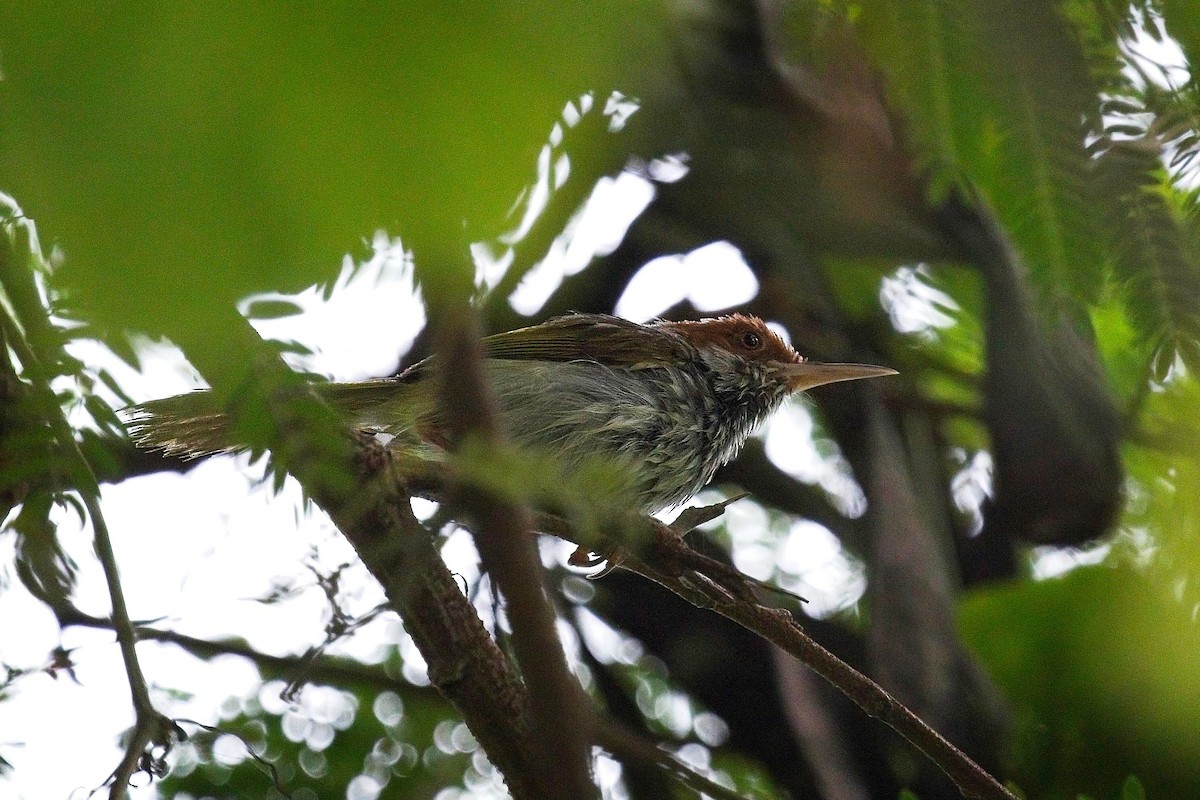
(123, 379, 423, 458)
(122, 390, 237, 457)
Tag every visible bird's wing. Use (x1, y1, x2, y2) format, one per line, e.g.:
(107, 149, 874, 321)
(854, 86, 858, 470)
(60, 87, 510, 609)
(481, 314, 695, 367)
(397, 315, 691, 386)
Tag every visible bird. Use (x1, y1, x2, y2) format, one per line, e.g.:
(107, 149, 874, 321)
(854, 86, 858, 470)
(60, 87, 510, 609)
(125, 313, 896, 513)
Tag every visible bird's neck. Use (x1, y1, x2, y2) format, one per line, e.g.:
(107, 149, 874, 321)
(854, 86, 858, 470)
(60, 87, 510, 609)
(694, 347, 790, 466)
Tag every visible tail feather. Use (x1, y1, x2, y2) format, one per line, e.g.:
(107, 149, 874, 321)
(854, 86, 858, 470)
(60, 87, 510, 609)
(123, 379, 428, 458)
(122, 392, 237, 458)
(319, 380, 426, 432)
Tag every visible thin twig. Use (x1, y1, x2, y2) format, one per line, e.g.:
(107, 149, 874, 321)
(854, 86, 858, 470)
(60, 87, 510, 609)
(54, 604, 417, 696)
(90, 485, 181, 800)
(626, 520, 1015, 800)
(595, 718, 751, 800)
(536, 499, 1016, 800)
(0, 311, 179, 800)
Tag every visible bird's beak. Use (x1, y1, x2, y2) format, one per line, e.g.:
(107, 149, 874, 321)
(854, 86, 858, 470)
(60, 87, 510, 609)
(778, 361, 898, 392)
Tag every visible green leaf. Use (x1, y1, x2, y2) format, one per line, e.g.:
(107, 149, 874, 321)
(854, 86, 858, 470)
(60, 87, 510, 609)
(1100, 164, 1200, 381)
(856, 1, 1109, 304)
(960, 562, 1200, 797)
(1161, 0, 1200, 83)
(1120, 775, 1147, 800)
(11, 492, 77, 609)
(852, 0, 975, 197)
(969, 0, 1105, 303)
(242, 299, 305, 321)
(0, 3, 645, 384)
(1089, 79, 1200, 381)
(95, 367, 136, 409)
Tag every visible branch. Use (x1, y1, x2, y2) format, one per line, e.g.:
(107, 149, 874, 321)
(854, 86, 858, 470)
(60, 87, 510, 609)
(595, 718, 749, 800)
(538, 502, 1017, 800)
(363, 424, 1013, 798)
(56, 605, 422, 697)
(0, 303, 179, 800)
(298, 435, 541, 799)
(428, 304, 596, 799)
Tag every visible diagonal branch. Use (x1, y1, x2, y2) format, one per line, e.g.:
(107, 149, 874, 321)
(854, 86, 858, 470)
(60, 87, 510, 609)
(534, 503, 1017, 800)
(402, 444, 1014, 799)
(427, 303, 596, 799)
(302, 435, 540, 798)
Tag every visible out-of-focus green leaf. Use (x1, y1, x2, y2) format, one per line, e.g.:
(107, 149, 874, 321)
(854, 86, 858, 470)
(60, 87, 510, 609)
(967, 1, 1106, 305)
(1087, 288, 1149, 405)
(11, 492, 76, 609)
(242, 299, 305, 321)
(1092, 122, 1200, 385)
(1120, 775, 1147, 800)
(0, 3, 644, 372)
(1124, 378, 1200, 601)
(851, 0, 977, 199)
(857, 0, 1200, 379)
(1161, 0, 1200, 80)
(960, 562, 1200, 799)
(1059, 0, 1132, 95)
(854, 1, 1107, 304)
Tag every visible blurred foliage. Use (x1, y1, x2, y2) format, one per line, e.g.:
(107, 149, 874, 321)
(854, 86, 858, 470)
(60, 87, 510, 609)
(848, 0, 1200, 375)
(0, 195, 133, 612)
(850, 0, 1105, 302)
(0, 2, 644, 372)
(960, 384, 1200, 799)
(959, 561, 1200, 798)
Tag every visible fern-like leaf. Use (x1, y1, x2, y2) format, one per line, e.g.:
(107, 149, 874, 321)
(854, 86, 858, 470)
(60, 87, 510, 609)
(855, 0, 1108, 303)
(1093, 90, 1200, 381)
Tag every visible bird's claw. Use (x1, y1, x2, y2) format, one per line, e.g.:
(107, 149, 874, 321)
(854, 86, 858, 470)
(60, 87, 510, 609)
(569, 543, 629, 579)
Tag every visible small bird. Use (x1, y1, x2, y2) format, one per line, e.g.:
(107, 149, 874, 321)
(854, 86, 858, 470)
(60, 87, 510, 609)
(126, 313, 895, 512)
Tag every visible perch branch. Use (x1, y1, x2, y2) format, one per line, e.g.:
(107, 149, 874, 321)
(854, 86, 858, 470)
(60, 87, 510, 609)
(536, 501, 1017, 800)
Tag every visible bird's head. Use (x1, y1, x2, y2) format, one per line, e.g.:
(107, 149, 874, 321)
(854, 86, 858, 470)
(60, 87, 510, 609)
(662, 314, 896, 398)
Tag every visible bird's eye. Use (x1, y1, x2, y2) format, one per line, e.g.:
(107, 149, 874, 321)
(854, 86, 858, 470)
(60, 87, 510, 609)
(741, 331, 762, 349)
